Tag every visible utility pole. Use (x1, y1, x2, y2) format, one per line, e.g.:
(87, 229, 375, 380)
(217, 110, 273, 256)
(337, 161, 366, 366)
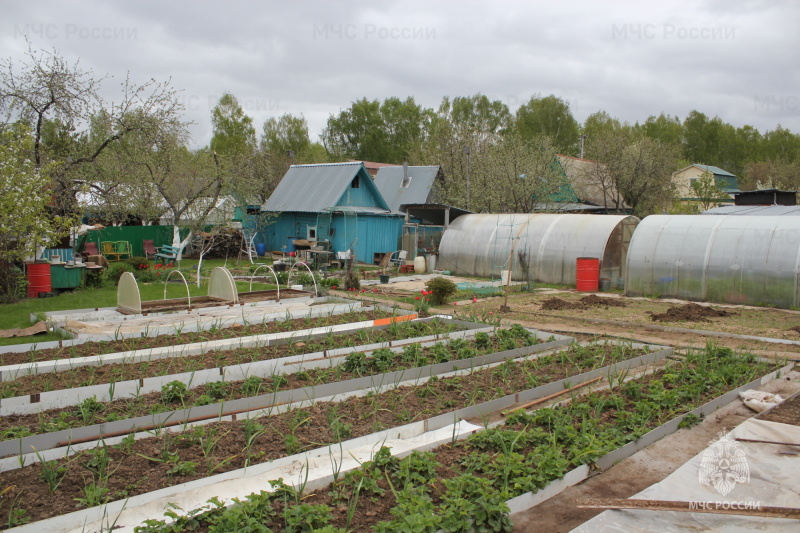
(464, 145, 471, 210)
(579, 135, 587, 159)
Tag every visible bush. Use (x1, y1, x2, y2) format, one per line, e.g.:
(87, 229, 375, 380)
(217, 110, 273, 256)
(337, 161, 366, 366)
(319, 277, 341, 289)
(344, 268, 360, 291)
(123, 257, 150, 270)
(135, 268, 159, 283)
(0, 264, 27, 303)
(425, 277, 458, 305)
(104, 263, 133, 286)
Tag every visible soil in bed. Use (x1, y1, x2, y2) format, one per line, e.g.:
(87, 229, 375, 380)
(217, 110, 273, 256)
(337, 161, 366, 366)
(0, 344, 649, 526)
(0, 319, 461, 401)
(74, 349, 780, 533)
(648, 303, 736, 322)
(0, 309, 397, 366)
(541, 295, 627, 311)
(759, 392, 800, 426)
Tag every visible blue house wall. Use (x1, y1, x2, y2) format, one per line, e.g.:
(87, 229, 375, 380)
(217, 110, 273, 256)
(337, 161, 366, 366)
(261, 163, 405, 262)
(262, 212, 404, 261)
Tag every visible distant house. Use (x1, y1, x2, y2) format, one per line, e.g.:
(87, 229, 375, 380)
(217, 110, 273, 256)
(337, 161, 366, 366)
(672, 164, 740, 202)
(261, 162, 405, 263)
(555, 155, 629, 213)
(702, 188, 798, 216)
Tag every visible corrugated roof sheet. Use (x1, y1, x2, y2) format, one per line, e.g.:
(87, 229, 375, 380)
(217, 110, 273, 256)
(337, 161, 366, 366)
(701, 205, 800, 216)
(262, 162, 389, 213)
(373, 166, 440, 212)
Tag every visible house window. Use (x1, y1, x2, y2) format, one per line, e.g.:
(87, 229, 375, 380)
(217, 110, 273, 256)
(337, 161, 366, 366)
(307, 226, 317, 240)
(351, 176, 360, 188)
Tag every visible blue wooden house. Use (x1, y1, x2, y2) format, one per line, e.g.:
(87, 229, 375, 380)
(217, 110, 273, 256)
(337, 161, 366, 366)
(261, 162, 406, 263)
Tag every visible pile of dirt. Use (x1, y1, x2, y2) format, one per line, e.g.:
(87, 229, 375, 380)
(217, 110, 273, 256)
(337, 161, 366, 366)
(541, 297, 587, 310)
(648, 303, 736, 322)
(579, 294, 627, 308)
(541, 295, 627, 311)
(787, 326, 800, 335)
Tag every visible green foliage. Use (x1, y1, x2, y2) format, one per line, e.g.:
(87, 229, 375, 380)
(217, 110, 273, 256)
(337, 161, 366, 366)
(241, 376, 264, 396)
(0, 123, 72, 265)
(211, 92, 256, 156)
(322, 96, 430, 163)
(282, 503, 331, 532)
(425, 277, 458, 305)
(105, 263, 133, 285)
(515, 94, 580, 155)
(161, 380, 188, 404)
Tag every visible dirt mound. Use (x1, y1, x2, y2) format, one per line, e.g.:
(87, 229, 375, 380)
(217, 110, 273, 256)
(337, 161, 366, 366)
(541, 297, 586, 310)
(649, 303, 736, 322)
(541, 295, 627, 311)
(788, 326, 800, 335)
(579, 295, 627, 308)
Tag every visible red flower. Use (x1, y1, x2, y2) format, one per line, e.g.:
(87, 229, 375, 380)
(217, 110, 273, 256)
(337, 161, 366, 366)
(472, 297, 477, 303)
(453, 302, 457, 305)
(373, 288, 378, 293)
(415, 296, 420, 300)
(331, 285, 337, 290)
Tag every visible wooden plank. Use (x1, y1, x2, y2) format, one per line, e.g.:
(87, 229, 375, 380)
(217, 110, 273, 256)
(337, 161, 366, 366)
(501, 376, 602, 416)
(576, 498, 800, 520)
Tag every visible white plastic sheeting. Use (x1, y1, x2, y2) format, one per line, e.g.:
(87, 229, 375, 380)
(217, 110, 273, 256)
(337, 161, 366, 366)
(438, 214, 638, 285)
(626, 215, 800, 308)
(573, 417, 800, 532)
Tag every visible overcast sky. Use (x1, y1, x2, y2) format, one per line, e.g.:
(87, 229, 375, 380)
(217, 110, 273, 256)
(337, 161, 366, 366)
(2, 0, 798, 150)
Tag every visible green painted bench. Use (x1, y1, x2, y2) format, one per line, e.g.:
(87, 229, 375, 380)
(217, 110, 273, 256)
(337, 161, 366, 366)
(155, 245, 179, 265)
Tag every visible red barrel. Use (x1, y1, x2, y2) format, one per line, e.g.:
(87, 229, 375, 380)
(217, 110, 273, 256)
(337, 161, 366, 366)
(576, 257, 600, 292)
(26, 262, 52, 298)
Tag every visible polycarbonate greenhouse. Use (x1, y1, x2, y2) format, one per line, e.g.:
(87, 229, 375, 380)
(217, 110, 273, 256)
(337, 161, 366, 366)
(437, 214, 639, 285)
(626, 215, 800, 308)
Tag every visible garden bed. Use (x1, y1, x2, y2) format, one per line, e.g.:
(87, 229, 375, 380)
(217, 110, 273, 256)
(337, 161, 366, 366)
(0, 321, 514, 429)
(117, 348, 788, 533)
(0, 313, 443, 400)
(0, 339, 664, 527)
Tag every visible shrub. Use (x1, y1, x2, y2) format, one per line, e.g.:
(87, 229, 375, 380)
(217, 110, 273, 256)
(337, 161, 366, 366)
(425, 277, 458, 305)
(344, 268, 360, 291)
(135, 268, 159, 283)
(0, 264, 27, 303)
(105, 263, 133, 285)
(123, 257, 150, 270)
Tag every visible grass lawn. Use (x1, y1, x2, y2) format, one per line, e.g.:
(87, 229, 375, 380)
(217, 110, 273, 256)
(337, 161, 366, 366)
(0, 258, 279, 346)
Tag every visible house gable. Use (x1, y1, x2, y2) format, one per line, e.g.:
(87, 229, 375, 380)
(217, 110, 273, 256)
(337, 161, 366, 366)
(335, 166, 390, 210)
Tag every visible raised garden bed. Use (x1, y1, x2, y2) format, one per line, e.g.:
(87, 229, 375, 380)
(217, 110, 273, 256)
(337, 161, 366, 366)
(117, 347, 789, 533)
(0, 339, 667, 527)
(0, 320, 509, 431)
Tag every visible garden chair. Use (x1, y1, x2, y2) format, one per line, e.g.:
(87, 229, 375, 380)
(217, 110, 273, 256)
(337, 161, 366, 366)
(113, 241, 132, 260)
(102, 241, 123, 262)
(389, 250, 408, 271)
(142, 240, 157, 260)
(81, 242, 99, 259)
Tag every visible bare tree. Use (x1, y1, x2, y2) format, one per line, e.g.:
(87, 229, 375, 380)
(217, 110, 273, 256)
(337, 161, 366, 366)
(1, 42, 186, 219)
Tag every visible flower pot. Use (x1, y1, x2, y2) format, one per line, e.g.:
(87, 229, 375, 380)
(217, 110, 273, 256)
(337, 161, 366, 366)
(379, 274, 390, 284)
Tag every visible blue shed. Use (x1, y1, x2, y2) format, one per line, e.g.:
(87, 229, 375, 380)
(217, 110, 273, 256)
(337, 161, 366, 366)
(262, 162, 406, 263)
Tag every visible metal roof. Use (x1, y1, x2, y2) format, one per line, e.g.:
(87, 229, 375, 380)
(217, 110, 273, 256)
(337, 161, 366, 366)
(694, 164, 735, 177)
(373, 166, 440, 212)
(262, 162, 390, 213)
(701, 205, 800, 216)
